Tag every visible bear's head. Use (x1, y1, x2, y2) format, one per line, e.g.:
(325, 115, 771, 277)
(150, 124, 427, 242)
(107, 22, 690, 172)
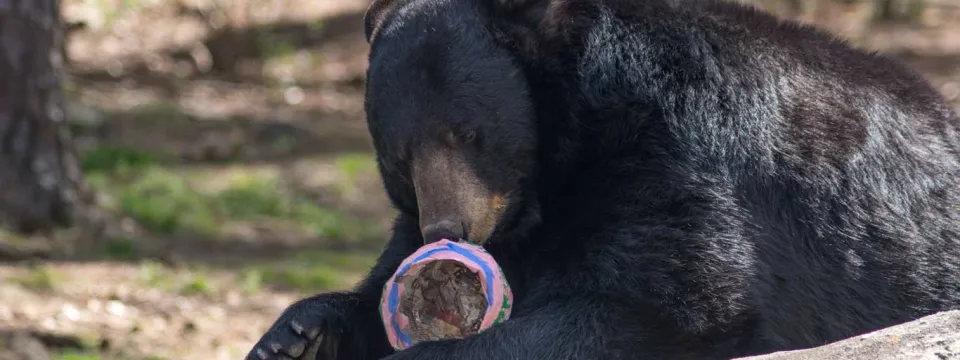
(362, 0, 548, 245)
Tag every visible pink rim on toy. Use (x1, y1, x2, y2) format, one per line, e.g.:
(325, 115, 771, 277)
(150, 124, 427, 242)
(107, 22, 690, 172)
(379, 239, 513, 350)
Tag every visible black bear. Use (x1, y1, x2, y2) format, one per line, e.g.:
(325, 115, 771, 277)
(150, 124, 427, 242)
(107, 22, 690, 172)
(245, 0, 960, 359)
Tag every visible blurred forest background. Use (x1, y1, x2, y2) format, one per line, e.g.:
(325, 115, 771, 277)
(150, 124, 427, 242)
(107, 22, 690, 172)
(0, 0, 958, 359)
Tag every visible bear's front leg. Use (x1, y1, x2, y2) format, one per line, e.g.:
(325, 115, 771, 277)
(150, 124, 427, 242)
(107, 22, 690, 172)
(246, 292, 386, 360)
(381, 299, 630, 360)
(246, 214, 425, 360)
(381, 283, 748, 360)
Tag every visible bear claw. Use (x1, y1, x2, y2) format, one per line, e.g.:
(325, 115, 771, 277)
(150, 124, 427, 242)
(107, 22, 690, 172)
(246, 307, 342, 360)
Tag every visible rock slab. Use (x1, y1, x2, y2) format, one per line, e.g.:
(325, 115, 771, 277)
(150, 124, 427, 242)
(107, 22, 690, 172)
(736, 310, 960, 360)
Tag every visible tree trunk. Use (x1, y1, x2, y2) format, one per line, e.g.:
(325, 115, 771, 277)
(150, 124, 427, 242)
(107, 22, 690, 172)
(0, 0, 83, 234)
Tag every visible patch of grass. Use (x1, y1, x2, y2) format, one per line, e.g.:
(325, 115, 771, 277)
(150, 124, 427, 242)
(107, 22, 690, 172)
(80, 144, 220, 235)
(81, 147, 382, 239)
(83, 172, 112, 194)
(54, 351, 104, 360)
(212, 175, 290, 219)
(138, 260, 175, 289)
(335, 153, 377, 183)
(257, 31, 298, 61)
(10, 264, 64, 291)
(136, 261, 216, 296)
(260, 265, 340, 291)
(297, 206, 383, 245)
(81, 145, 169, 174)
(52, 347, 139, 360)
(308, 19, 325, 35)
(292, 204, 348, 238)
(84, 159, 220, 235)
(179, 273, 213, 296)
(241, 268, 264, 294)
(74, 332, 104, 352)
(271, 135, 298, 152)
(332, 153, 378, 210)
(0, 227, 28, 244)
(117, 168, 219, 235)
(69, 121, 95, 135)
(252, 250, 378, 292)
(209, 171, 381, 241)
(102, 237, 139, 260)
(87, 0, 154, 26)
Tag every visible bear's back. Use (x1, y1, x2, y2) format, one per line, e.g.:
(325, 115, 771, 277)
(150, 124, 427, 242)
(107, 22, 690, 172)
(550, 0, 960, 350)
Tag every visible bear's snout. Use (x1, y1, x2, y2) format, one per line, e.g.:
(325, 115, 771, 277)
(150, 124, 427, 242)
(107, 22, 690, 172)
(421, 218, 466, 244)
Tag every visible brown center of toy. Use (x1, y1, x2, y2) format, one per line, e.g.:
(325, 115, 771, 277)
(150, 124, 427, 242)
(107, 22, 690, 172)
(397, 260, 488, 343)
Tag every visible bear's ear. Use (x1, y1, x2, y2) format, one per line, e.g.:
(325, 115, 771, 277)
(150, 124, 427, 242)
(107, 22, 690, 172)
(364, 0, 399, 43)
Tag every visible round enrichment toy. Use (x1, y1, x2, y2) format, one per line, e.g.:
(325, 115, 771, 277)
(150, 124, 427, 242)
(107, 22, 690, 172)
(379, 239, 513, 350)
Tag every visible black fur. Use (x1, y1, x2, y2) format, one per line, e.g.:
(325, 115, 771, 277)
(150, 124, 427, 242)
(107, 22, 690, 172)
(245, 0, 960, 359)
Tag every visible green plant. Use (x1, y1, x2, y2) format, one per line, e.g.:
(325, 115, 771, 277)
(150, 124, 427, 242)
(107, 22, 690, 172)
(117, 168, 218, 235)
(103, 237, 139, 260)
(213, 176, 290, 219)
(11, 265, 63, 290)
(54, 351, 103, 360)
(81, 145, 167, 174)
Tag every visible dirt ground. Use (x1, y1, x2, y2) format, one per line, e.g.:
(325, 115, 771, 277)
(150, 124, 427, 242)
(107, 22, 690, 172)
(1, 0, 959, 359)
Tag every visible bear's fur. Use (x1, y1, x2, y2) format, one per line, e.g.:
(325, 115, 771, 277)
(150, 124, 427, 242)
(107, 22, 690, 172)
(245, 0, 960, 359)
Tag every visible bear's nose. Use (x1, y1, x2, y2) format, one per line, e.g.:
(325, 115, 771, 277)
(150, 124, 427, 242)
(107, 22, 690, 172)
(421, 219, 465, 244)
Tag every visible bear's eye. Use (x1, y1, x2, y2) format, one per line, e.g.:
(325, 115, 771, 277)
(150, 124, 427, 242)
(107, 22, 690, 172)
(444, 129, 478, 147)
(461, 130, 477, 143)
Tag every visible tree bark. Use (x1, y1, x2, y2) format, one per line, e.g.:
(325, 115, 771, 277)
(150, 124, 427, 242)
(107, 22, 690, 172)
(0, 0, 83, 234)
